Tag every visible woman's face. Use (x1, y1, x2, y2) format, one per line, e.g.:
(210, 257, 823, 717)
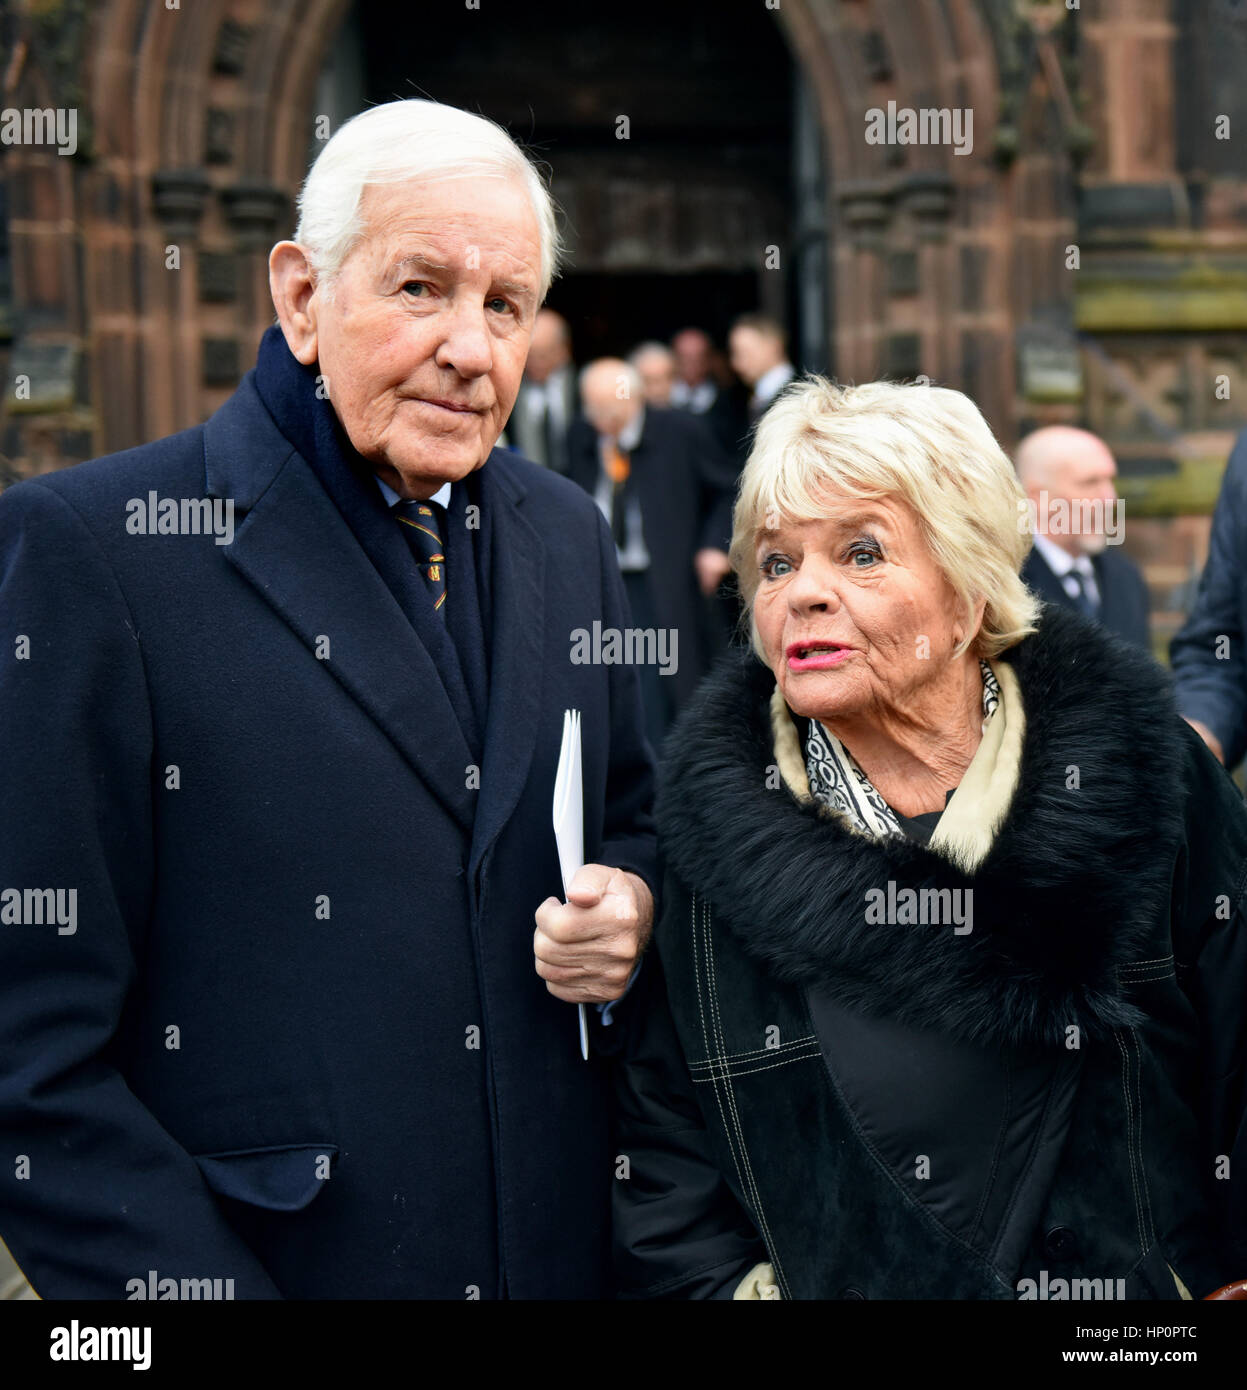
(753, 491, 975, 727)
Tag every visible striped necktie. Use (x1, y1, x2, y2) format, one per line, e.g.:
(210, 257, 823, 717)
(394, 498, 447, 617)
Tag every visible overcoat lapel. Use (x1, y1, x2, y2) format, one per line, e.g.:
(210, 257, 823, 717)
(469, 454, 547, 875)
(203, 379, 476, 833)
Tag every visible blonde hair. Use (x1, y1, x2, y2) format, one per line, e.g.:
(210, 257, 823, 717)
(729, 377, 1039, 661)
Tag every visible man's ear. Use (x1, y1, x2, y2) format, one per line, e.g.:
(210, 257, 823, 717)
(269, 241, 320, 365)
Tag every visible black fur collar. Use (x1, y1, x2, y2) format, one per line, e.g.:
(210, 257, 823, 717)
(657, 605, 1184, 1050)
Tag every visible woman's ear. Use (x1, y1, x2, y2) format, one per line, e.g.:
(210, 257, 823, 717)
(955, 595, 988, 652)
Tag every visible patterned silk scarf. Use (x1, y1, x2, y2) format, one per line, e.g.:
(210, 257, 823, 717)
(804, 661, 1002, 839)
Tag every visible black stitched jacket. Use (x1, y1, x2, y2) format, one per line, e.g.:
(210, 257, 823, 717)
(612, 605, 1247, 1300)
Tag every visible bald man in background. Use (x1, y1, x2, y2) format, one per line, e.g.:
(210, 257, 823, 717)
(1016, 426, 1151, 652)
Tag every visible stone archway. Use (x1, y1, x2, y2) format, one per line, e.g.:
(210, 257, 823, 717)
(1, 0, 351, 474)
(1, 0, 1077, 470)
(774, 0, 1077, 443)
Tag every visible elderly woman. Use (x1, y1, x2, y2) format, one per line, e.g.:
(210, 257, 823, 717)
(613, 378, 1247, 1301)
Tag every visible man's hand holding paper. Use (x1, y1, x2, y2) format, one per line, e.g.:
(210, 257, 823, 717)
(533, 866, 653, 1004)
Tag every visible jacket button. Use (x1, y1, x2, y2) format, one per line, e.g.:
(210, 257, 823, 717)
(839, 1286, 866, 1300)
(1043, 1226, 1079, 1261)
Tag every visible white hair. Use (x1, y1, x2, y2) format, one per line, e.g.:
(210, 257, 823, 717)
(293, 99, 562, 299)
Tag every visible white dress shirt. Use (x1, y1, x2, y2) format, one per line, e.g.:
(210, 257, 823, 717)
(750, 361, 795, 416)
(375, 477, 452, 511)
(592, 409, 650, 573)
(670, 379, 717, 414)
(1032, 530, 1101, 609)
(523, 369, 571, 456)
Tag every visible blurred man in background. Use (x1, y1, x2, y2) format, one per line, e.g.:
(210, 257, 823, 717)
(508, 307, 577, 473)
(670, 326, 748, 464)
(728, 313, 794, 425)
(670, 327, 719, 414)
(629, 342, 676, 408)
(1016, 425, 1151, 653)
(568, 357, 736, 745)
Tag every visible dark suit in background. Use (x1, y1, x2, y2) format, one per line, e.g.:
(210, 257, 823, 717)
(1022, 544, 1151, 653)
(567, 407, 735, 735)
(671, 379, 750, 471)
(669, 381, 751, 650)
(508, 366, 578, 474)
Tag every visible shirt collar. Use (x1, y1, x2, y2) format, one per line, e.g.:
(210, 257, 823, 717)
(752, 361, 795, 407)
(616, 406, 645, 453)
(671, 379, 716, 410)
(1032, 530, 1092, 578)
(375, 475, 452, 510)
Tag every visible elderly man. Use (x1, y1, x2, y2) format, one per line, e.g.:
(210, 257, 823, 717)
(1015, 425, 1150, 653)
(507, 307, 577, 472)
(628, 342, 676, 408)
(566, 358, 736, 746)
(0, 99, 656, 1299)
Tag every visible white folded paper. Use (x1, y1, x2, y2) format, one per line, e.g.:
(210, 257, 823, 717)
(553, 708, 589, 1060)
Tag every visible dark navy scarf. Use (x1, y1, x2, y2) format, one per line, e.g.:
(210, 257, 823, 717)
(250, 324, 491, 759)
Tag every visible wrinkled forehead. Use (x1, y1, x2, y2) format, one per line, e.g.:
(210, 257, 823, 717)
(354, 177, 541, 275)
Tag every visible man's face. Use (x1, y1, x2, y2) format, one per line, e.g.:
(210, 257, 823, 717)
(672, 331, 712, 386)
(635, 352, 675, 407)
(524, 310, 570, 385)
(307, 176, 542, 499)
(1028, 444, 1119, 557)
(583, 376, 641, 439)
(729, 327, 779, 388)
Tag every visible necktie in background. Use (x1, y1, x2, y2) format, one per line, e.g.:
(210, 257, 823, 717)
(606, 444, 631, 550)
(541, 393, 556, 470)
(1066, 567, 1098, 619)
(394, 498, 447, 617)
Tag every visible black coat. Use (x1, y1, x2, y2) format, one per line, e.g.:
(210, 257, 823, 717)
(1022, 545, 1151, 652)
(0, 371, 657, 1299)
(613, 605, 1247, 1299)
(567, 407, 737, 707)
(683, 385, 750, 469)
(508, 369, 578, 474)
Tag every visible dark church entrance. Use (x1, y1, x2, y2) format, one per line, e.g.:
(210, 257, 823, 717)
(543, 272, 760, 363)
(317, 0, 824, 372)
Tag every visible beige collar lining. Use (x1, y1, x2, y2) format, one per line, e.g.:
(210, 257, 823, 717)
(769, 660, 1026, 872)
